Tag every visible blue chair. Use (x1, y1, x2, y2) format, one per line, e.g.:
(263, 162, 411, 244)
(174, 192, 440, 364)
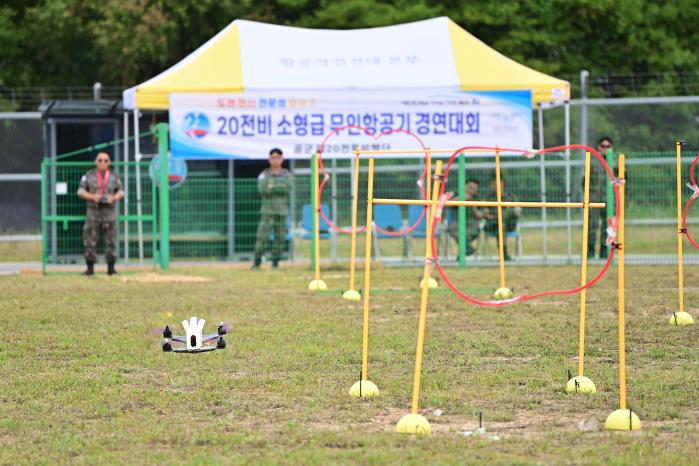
(408, 205, 428, 238)
(301, 203, 331, 240)
(373, 204, 403, 238)
(371, 204, 404, 259)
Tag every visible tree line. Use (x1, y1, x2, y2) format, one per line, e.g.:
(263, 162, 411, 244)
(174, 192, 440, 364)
(1, 0, 698, 95)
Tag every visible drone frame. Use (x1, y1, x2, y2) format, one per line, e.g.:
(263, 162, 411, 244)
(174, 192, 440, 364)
(162, 322, 227, 354)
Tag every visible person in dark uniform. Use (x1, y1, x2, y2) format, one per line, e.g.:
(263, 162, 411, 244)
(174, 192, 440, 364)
(77, 151, 123, 275)
(252, 148, 292, 269)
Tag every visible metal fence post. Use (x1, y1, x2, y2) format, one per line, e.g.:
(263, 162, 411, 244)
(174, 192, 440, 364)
(123, 110, 130, 263)
(458, 152, 466, 268)
(565, 102, 573, 263)
(227, 159, 235, 260)
(156, 123, 170, 270)
(606, 147, 616, 223)
(134, 109, 144, 263)
(538, 104, 547, 261)
(41, 160, 47, 275)
(580, 70, 589, 147)
(49, 119, 57, 262)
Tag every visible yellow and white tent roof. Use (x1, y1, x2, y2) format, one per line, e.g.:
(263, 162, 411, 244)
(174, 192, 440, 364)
(124, 17, 569, 110)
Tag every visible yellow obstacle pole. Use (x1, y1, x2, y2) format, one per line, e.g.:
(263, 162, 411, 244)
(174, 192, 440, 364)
(308, 152, 327, 291)
(373, 199, 607, 209)
(343, 151, 362, 301)
(349, 158, 379, 398)
(396, 160, 443, 435)
(671, 141, 694, 325)
(567, 151, 596, 394)
(352, 148, 499, 156)
(419, 151, 438, 290)
(605, 154, 641, 430)
(493, 148, 512, 300)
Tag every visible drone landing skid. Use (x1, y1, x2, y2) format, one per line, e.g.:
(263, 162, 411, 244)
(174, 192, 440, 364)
(162, 336, 226, 353)
(171, 346, 218, 354)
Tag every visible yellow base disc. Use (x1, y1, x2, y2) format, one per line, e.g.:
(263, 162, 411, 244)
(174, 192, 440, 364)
(493, 287, 513, 300)
(308, 279, 328, 291)
(605, 409, 641, 431)
(419, 277, 439, 289)
(669, 311, 694, 326)
(342, 290, 361, 301)
(396, 413, 431, 435)
(565, 376, 597, 394)
(348, 380, 379, 398)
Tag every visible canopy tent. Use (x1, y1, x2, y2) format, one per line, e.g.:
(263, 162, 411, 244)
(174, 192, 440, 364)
(123, 17, 569, 110)
(122, 17, 572, 266)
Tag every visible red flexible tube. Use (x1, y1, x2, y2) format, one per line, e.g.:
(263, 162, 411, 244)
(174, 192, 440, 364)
(428, 145, 620, 307)
(315, 125, 429, 236)
(682, 155, 699, 249)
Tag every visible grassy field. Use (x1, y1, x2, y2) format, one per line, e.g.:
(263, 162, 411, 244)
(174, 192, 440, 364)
(1, 263, 697, 464)
(7, 220, 694, 265)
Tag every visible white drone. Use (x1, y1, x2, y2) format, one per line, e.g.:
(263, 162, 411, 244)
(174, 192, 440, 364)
(161, 317, 229, 353)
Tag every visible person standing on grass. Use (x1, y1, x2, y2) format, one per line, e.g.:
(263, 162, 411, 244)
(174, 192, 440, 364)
(252, 148, 292, 269)
(77, 151, 124, 276)
(588, 136, 614, 259)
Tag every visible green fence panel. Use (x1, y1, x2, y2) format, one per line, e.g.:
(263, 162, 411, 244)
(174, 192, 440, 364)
(41, 147, 699, 266)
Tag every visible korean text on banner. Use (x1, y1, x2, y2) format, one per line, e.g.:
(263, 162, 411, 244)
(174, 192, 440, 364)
(169, 89, 533, 159)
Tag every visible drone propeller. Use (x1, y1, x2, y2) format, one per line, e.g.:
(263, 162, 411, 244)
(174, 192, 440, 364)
(147, 325, 176, 337)
(217, 323, 232, 335)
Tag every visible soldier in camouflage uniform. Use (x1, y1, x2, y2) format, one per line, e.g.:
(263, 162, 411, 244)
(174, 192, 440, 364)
(77, 151, 124, 275)
(587, 137, 614, 259)
(253, 148, 292, 269)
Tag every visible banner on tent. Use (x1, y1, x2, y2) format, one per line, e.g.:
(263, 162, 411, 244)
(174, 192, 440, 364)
(169, 90, 532, 159)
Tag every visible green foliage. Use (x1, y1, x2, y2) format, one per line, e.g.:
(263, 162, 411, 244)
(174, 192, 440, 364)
(0, 0, 697, 90)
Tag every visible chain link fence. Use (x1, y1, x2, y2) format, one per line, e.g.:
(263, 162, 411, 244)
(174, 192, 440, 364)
(0, 113, 43, 237)
(0, 86, 123, 112)
(293, 149, 699, 266)
(4, 93, 699, 266)
(35, 147, 699, 267)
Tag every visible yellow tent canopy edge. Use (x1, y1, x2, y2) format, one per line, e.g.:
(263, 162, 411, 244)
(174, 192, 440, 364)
(129, 18, 569, 110)
(447, 19, 569, 106)
(134, 23, 244, 110)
